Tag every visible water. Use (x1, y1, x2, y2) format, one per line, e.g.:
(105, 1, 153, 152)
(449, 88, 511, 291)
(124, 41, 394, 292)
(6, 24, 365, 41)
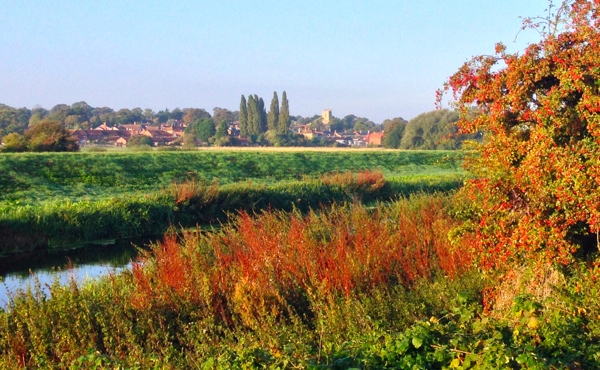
(0, 237, 154, 308)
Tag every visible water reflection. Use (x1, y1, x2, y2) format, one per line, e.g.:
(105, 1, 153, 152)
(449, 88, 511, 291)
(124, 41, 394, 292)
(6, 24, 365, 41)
(0, 237, 156, 308)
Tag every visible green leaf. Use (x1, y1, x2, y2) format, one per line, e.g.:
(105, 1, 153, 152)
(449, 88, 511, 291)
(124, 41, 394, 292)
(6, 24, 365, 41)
(516, 353, 528, 364)
(412, 336, 424, 349)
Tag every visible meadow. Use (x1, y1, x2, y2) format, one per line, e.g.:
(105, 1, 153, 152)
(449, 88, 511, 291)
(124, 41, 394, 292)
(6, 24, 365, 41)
(0, 149, 465, 254)
(0, 149, 463, 205)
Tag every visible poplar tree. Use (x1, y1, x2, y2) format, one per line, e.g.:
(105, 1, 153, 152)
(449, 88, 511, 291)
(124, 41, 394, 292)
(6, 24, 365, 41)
(278, 91, 290, 135)
(247, 95, 259, 136)
(268, 92, 279, 132)
(258, 97, 267, 133)
(239, 95, 248, 137)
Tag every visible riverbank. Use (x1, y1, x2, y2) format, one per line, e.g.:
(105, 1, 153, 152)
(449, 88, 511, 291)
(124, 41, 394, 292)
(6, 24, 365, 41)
(2, 193, 598, 368)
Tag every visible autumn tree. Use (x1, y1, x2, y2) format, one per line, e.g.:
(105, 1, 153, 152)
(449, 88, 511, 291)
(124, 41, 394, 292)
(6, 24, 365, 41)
(212, 107, 235, 125)
(182, 108, 211, 126)
(1, 133, 27, 152)
(441, 0, 600, 268)
(25, 119, 79, 152)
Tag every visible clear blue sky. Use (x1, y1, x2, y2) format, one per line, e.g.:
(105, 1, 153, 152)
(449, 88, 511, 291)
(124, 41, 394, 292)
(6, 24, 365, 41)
(1, 1, 547, 123)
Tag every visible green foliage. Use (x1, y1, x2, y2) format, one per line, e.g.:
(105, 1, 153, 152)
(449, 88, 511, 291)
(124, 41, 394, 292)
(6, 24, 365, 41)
(268, 91, 279, 132)
(399, 109, 464, 150)
(127, 135, 153, 147)
(0, 171, 464, 254)
(279, 91, 290, 136)
(239, 95, 248, 138)
(0, 194, 477, 368)
(247, 95, 260, 137)
(3, 191, 600, 368)
(0, 150, 465, 205)
(215, 120, 228, 139)
(382, 118, 406, 149)
(182, 133, 198, 148)
(0, 105, 31, 139)
(185, 118, 215, 143)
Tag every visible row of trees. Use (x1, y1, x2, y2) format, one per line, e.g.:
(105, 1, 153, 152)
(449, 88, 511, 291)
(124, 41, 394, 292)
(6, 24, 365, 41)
(1, 93, 473, 150)
(381, 109, 478, 150)
(238, 91, 290, 140)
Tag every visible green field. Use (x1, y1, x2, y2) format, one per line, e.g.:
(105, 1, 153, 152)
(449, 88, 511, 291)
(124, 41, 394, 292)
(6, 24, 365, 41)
(0, 149, 466, 254)
(0, 149, 464, 205)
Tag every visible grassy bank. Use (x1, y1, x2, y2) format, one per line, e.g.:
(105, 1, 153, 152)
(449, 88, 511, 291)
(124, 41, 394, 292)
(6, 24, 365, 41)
(2, 194, 598, 368)
(0, 149, 463, 205)
(0, 172, 464, 255)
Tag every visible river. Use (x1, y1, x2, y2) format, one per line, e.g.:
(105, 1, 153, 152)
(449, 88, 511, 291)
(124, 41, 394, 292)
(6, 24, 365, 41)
(0, 237, 154, 309)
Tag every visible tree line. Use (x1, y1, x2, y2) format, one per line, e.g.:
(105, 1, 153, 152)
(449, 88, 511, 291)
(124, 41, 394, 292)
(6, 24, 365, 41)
(0, 102, 237, 139)
(0, 97, 476, 151)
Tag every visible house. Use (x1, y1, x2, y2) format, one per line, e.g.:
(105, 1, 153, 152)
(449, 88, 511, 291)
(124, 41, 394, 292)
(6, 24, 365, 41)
(94, 123, 119, 131)
(118, 123, 144, 134)
(366, 132, 384, 146)
(228, 123, 240, 137)
(70, 130, 89, 146)
(140, 128, 178, 146)
(334, 137, 353, 146)
(70, 128, 133, 146)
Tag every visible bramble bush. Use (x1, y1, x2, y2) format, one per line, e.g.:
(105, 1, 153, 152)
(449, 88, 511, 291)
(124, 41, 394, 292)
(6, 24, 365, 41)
(440, 0, 600, 268)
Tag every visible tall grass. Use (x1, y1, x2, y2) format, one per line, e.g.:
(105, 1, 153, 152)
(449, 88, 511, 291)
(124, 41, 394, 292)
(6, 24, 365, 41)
(130, 194, 472, 318)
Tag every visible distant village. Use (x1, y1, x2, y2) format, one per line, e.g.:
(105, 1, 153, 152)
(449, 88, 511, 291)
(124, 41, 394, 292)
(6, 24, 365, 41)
(70, 109, 384, 148)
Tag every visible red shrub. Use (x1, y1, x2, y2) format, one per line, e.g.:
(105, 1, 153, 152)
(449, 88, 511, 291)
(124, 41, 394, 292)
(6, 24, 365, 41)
(130, 195, 473, 323)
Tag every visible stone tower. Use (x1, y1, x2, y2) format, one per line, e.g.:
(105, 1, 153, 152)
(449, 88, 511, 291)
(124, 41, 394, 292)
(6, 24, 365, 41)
(322, 109, 332, 125)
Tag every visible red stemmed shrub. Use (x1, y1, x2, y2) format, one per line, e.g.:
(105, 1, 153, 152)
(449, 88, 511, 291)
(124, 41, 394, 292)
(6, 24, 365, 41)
(131, 194, 473, 327)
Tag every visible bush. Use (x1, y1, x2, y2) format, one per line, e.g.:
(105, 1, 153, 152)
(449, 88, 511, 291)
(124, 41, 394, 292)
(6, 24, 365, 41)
(441, 0, 600, 268)
(25, 119, 79, 152)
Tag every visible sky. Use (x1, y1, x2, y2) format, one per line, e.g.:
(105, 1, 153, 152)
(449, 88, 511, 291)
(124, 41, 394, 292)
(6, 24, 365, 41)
(1, 0, 549, 124)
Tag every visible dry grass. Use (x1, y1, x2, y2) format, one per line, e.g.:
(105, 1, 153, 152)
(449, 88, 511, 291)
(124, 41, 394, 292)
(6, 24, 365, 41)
(192, 146, 397, 152)
(486, 263, 564, 316)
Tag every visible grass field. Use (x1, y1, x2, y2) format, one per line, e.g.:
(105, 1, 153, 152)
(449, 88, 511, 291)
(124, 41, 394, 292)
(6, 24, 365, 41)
(0, 149, 464, 205)
(0, 149, 466, 254)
